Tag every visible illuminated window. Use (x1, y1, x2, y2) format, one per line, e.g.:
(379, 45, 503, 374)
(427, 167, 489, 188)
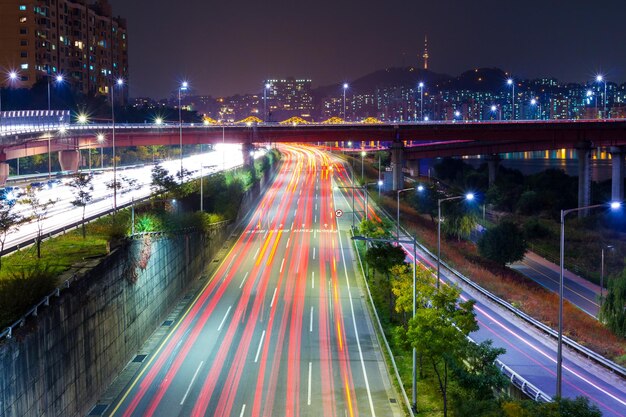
(19, 17, 27, 23)
(19, 5, 26, 10)
(21, 64, 28, 70)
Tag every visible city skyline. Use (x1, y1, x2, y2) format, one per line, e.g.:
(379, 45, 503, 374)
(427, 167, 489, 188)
(109, 0, 626, 98)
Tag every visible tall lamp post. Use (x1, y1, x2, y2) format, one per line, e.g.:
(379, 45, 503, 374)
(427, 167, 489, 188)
(507, 78, 515, 120)
(557, 201, 621, 397)
(397, 186, 419, 239)
(530, 98, 542, 120)
(490, 104, 502, 120)
(263, 82, 271, 122)
(178, 81, 189, 181)
(96, 134, 105, 170)
(600, 244, 613, 306)
(110, 77, 124, 210)
(595, 75, 607, 118)
(418, 82, 424, 121)
(342, 83, 349, 120)
(353, 234, 418, 412)
(437, 193, 474, 288)
(45, 73, 64, 111)
(360, 150, 366, 182)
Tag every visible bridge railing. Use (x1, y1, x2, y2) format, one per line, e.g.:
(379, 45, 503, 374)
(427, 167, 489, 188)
(0, 110, 70, 135)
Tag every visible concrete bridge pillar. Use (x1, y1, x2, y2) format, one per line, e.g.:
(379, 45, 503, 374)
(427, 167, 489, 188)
(0, 162, 8, 186)
(405, 159, 419, 177)
(610, 147, 625, 202)
(242, 143, 254, 167)
(486, 154, 500, 186)
(576, 143, 592, 217)
(58, 150, 79, 172)
(390, 139, 404, 190)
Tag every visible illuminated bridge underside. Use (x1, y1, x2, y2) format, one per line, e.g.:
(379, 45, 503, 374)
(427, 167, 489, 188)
(2, 120, 626, 161)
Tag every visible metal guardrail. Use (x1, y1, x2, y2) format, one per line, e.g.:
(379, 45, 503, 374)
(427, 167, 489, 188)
(384, 203, 626, 380)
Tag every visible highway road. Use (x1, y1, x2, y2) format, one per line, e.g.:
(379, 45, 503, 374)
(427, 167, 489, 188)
(511, 252, 602, 317)
(353, 188, 626, 416)
(1, 144, 248, 253)
(103, 145, 402, 417)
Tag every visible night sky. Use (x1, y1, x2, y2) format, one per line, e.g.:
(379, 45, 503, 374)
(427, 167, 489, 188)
(108, 0, 626, 99)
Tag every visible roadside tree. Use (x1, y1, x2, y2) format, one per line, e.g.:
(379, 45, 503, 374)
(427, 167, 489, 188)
(69, 173, 94, 238)
(0, 202, 23, 269)
(478, 219, 527, 266)
(21, 186, 57, 258)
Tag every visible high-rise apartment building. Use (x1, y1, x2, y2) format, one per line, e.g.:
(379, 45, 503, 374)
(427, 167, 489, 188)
(0, 0, 128, 99)
(263, 78, 313, 120)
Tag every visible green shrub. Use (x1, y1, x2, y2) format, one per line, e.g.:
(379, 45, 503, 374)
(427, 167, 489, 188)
(523, 218, 552, 239)
(0, 263, 57, 327)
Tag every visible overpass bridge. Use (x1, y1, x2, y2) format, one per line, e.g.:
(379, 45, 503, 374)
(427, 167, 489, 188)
(2, 116, 626, 206)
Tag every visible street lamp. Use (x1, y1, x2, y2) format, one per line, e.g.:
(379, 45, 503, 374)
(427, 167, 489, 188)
(342, 83, 349, 120)
(179, 80, 189, 181)
(1, 70, 20, 126)
(110, 77, 124, 210)
(454, 110, 461, 121)
(45, 72, 64, 111)
(530, 98, 542, 120)
(352, 234, 418, 412)
(77, 114, 89, 171)
(96, 133, 105, 170)
(360, 150, 366, 182)
(397, 186, 419, 239)
(263, 82, 271, 122)
(418, 82, 424, 121)
(507, 78, 515, 120)
(595, 75, 607, 118)
(437, 193, 474, 288)
(600, 244, 613, 307)
(490, 104, 502, 120)
(557, 201, 622, 397)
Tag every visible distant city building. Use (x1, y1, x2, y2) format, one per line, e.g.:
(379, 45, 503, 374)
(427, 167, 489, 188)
(0, 0, 128, 100)
(263, 78, 314, 121)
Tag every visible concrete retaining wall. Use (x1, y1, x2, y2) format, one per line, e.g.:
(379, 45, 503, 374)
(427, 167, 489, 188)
(0, 226, 227, 417)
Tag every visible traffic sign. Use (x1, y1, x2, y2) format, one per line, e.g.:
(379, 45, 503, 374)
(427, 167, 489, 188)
(335, 209, 343, 217)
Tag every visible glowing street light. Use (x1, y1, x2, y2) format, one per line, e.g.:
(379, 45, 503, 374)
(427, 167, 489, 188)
(507, 78, 515, 120)
(490, 104, 502, 120)
(595, 74, 607, 118)
(96, 133, 105, 170)
(44, 72, 64, 111)
(179, 80, 189, 180)
(437, 193, 474, 288)
(556, 201, 622, 397)
(530, 98, 542, 120)
(342, 83, 349, 120)
(418, 82, 425, 121)
(263, 82, 271, 122)
(77, 113, 88, 124)
(155, 117, 163, 125)
(110, 77, 125, 210)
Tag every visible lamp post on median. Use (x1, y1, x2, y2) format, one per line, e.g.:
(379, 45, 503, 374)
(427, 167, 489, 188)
(352, 234, 418, 412)
(360, 150, 366, 182)
(397, 186, 419, 239)
(178, 80, 189, 181)
(437, 193, 474, 289)
(557, 201, 622, 397)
